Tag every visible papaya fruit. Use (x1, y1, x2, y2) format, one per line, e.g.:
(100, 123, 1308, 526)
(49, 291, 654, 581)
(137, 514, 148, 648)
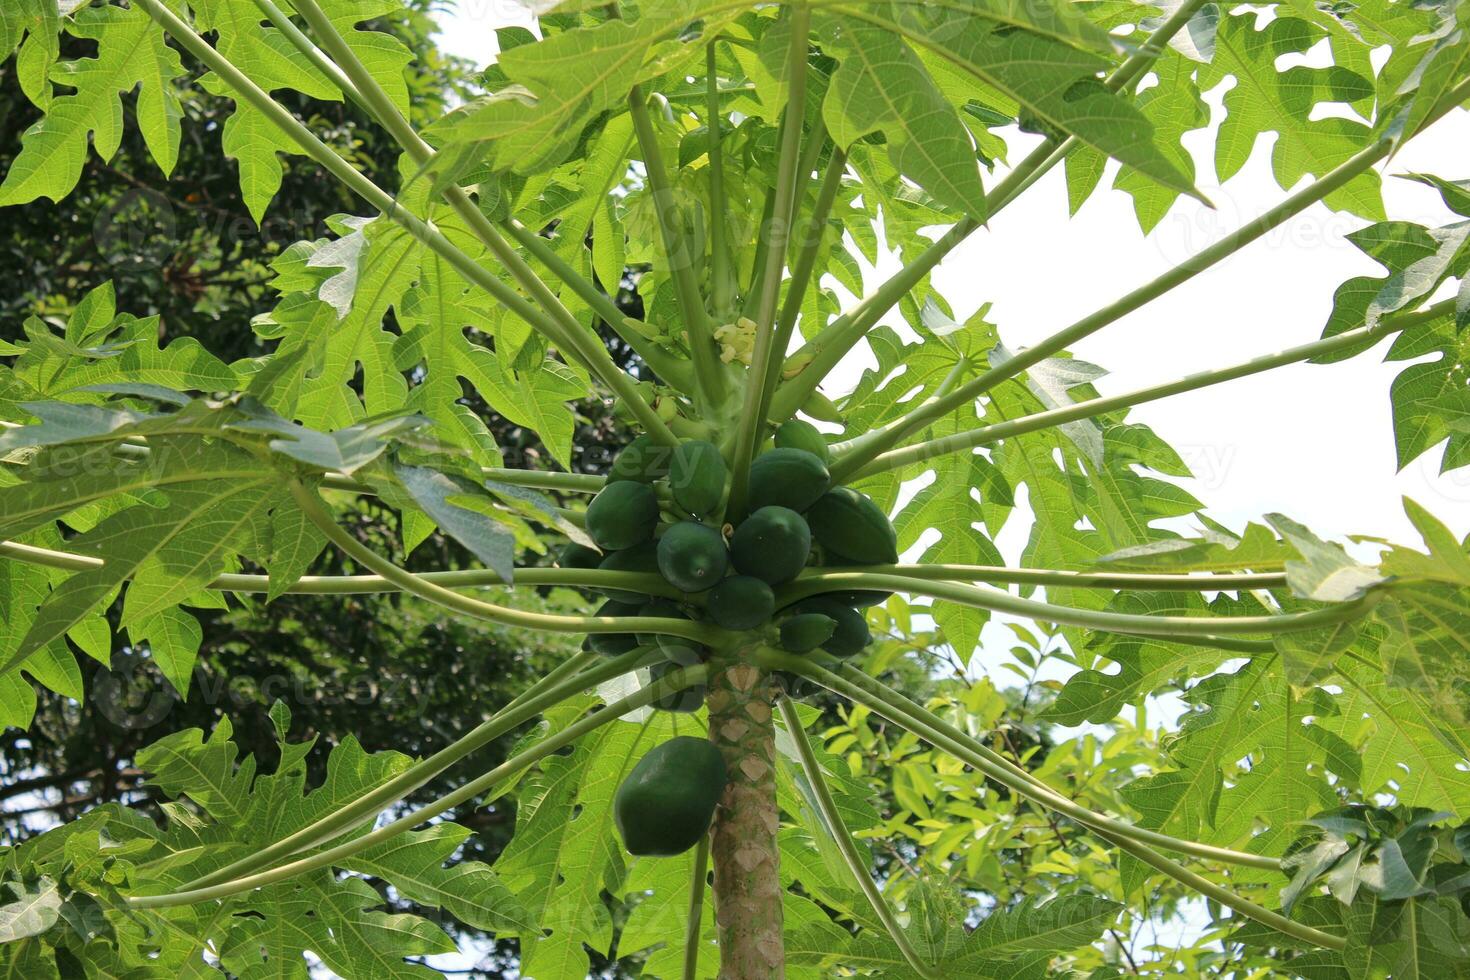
(634, 597, 692, 652)
(793, 598, 871, 657)
(615, 736, 727, 855)
(648, 660, 706, 713)
(557, 542, 603, 571)
(774, 419, 830, 464)
(669, 439, 727, 517)
(586, 481, 660, 551)
(597, 542, 661, 603)
(823, 589, 892, 608)
(747, 448, 830, 513)
(586, 599, 643, 656)
(779, 613, 837, 653)
(730, 506, 812, 585)
(806, 487, 898, 564)
(609, 434, 673, 483)
(706, 575, 775, 630)
(656, 521, 729, 593)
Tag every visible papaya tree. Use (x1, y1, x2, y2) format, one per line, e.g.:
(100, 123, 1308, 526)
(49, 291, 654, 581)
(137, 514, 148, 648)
(2, 0, 1470, 977)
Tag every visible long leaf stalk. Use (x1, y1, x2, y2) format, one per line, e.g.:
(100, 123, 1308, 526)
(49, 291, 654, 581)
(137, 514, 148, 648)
(0, 541, 1291, 599)
(706, 42, 735, 319)
(281, 0, 681, 444)
(1098, 828, 1345, 951)
(127, 663, 708, 910)
(628, 86, 728, 408)
(788, 655, 1288, 871)
(0, 423, 610, 497)
(742, 187, 781, 318)
(783, 573, 1376, 637)
(727, 3, 814, 518)
(764, 655, 1347, 949)
(769, 147, 846, 392)
(849, 297, 1457, 479)
(830, 75, 1470, 482)
(291, 481, 724, 643)
(777, 695, 940, 979)
(179, 646, 646, 891)
(0, 540, 679, 598)
(499, 218, 693, 387)
(767, 0, 1216, 423)
(682, 834, 712, 980)
(782, 655, 1352, 952)
(795, 564, 1288, 591)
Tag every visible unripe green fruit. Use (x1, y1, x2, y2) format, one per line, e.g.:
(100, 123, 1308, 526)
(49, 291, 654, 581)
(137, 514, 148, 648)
(706, 575, 776, 630)
(774, 419, 830, 463)
(656, 521, 729, 593)
(615, 736, 727, 855)
(586, 481, 660, 551)
(669, 439, 727, 517)
(586, 599, 643, 656)
(609, 434, 673, 483)
(779, 613, 837, 653)
(635, 598, 690, 650)
(648, 661, 706, 713)
(597, 542, 660, 603)
(747, 448, 830, 513)
(806, 487, 898, 564)
(557, 542, 604, 571)
(730, 506, 811, 585)
(793, 598, 871, 657)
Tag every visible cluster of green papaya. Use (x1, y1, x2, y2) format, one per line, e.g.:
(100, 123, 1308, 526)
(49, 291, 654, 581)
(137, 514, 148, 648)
(572, 423, 898, 858)
(560, 420, 897, 682)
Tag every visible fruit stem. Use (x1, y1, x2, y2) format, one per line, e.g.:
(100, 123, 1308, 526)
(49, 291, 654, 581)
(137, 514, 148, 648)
(706, 654, 785, 978)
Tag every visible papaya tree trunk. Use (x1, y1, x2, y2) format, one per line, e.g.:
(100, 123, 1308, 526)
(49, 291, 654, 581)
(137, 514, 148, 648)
(706, 656, 784, 978)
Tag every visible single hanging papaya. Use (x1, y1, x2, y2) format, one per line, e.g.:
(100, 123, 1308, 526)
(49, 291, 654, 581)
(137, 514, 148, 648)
(614, 736, 727, 856)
